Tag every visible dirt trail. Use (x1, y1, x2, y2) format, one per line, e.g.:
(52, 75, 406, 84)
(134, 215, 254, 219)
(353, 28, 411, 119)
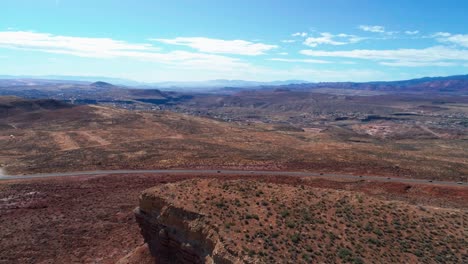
(418, 124, 444, 138)
(77, 131, 110, 146)
(52, 132, 80, 151)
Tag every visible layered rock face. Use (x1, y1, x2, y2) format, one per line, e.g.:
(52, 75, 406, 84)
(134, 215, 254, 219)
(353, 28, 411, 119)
(134, 188, 238, 264)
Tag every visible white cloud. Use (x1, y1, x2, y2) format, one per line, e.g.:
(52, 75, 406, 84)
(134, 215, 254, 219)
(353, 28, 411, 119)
(0, 31, 156, 58)
(269, 58, 330, 64)
(281, 39, 296, 43)
(0, 31, 391, 82)
(151, 37, 277, 55)
(277, 52, 288, 55)
(446, 34, 468, 47)
(303, 33, 362, 47)
(0, 31, 256, 72)
(359, 25, 385, 33)
(300, 46, 468, 66)
(292, 32, 307, 37)
(433, 32, 451, 37)
(405, 30, 419, 35)
(380, 61, 455, 67)
(434, 32, 468, 48)
(300, 46, 468, 61)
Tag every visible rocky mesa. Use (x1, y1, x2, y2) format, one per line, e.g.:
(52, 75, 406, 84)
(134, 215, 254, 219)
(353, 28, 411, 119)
(134, 179, 467, 263)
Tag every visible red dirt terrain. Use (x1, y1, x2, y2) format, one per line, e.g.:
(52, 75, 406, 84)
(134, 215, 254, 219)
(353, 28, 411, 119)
(0, 173, 466, 263)
(1, 97, 467, 181)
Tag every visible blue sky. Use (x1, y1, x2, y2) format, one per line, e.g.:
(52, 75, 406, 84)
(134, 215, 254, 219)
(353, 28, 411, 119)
(1, 0, 468, 82)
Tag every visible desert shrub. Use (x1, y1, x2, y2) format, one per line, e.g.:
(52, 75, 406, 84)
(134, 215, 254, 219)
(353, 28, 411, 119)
(338, 248, 352, 260)
(373, 228, 383, 236)
(364, 222, 373, 232)
(367, 238, 381, 247)
(353, 257, 364, 264)
(246, 214, 259, 220)
(215, 200, 226, 208)
(414, 249, 424, 257)
(291, 233, 300, 243)
(286, 221, 296, 228)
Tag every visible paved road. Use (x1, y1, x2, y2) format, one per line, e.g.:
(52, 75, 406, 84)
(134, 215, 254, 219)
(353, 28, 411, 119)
(0, 169, 466, 187)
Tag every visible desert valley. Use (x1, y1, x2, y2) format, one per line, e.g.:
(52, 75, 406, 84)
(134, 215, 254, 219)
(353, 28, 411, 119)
(0, 75, 467, 263)
(1, 1, 468, 263)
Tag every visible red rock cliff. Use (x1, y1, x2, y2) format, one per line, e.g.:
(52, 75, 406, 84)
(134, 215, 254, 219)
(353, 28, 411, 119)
(134, 188, 238, 264)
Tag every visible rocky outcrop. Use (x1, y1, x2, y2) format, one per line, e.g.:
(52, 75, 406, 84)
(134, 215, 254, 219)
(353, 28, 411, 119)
(134, 189, 239, 264)
(0, 97, 73, 118)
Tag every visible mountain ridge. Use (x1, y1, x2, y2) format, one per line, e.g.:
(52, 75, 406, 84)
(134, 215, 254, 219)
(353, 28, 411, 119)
(0, 74, 467, 95)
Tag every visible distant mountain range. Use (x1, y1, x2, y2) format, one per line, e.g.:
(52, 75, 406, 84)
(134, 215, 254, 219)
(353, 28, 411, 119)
(141, 79, 309, 89)
(0, 74, 467, 95)
(290, 74, 468, 94)
(0, 75, 141, 86)
(0, 75, 308, 89)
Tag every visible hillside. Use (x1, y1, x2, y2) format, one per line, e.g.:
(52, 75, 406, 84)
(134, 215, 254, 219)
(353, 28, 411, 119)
(0, 97, 467, 181)
(0, 80, 182, 109)
(90, 81, 115, 88)
(0, 96, 72, 118)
